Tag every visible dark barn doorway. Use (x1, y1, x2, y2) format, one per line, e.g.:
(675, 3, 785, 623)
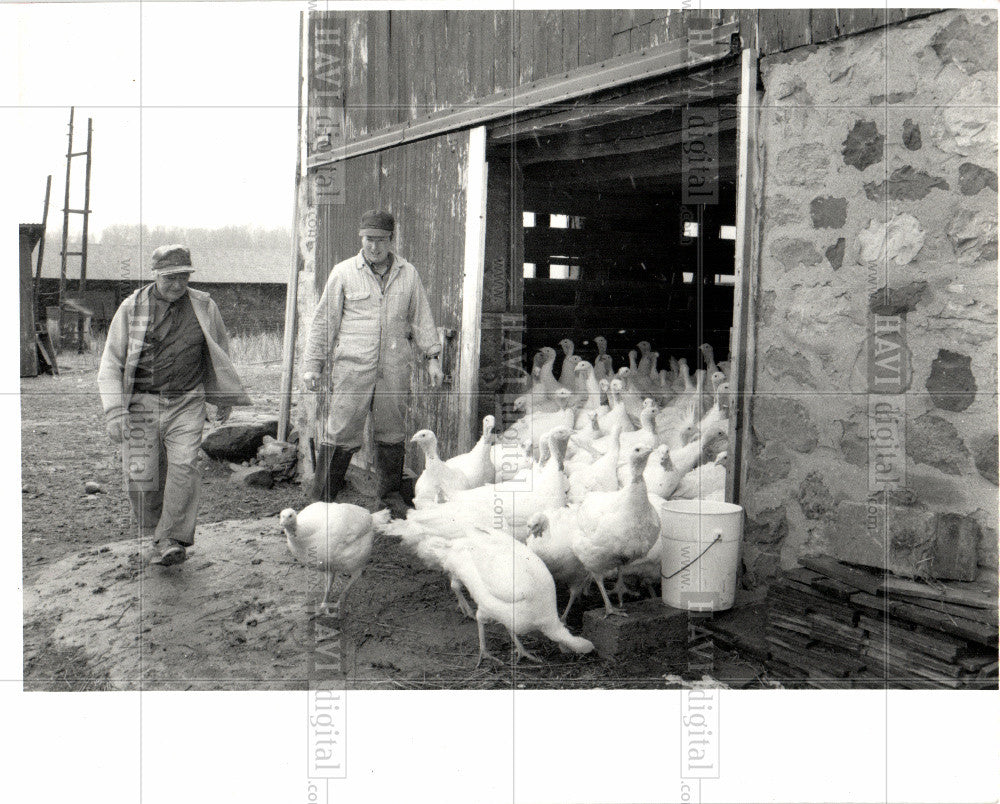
(487, 59, 742, 395)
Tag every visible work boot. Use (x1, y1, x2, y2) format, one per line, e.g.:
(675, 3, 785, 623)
(311, 444, 357, 502)
(375, 441, 411, 517)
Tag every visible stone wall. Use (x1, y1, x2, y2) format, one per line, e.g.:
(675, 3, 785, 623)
(743, 10, 998, 586)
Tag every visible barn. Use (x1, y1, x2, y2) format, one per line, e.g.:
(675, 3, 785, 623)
(295, 8, 997, 677)
(35, 239, 290, 338)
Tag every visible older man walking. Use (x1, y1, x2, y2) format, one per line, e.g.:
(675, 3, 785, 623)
(99, 245, 251, 566)
(303, 210, 443, 512)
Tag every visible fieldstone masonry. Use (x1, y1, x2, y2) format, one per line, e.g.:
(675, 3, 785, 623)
(744, 10, 998, 585)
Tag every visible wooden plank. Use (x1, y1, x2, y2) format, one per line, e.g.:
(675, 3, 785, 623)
(612, 30, 630, 57)
(480, 11, 496, 101)
(543, 10, 562, 78)
(851, 592, 998, 646)
(809, 9, 839, 44)
(514, 11, 535, 85)
(859, 615, 965, 663)
(561, 10, 579, 73)
(886, 595, 998, 628)
(387, 10, 401, 125)
(882, 577, 996, 610)
(457, 127, 488, 453)
(727, 47, 760, 505)
(649, 16, 669, 48)
(594, 10, 615, 62)
(578, 9, 597, 67)
(367, 12, 389, 132)
(493, 11, 513, 95)
(837, 8, 887, 38)
(798, 556, 886, 595)
(735, 9, 758, 52)
(611, 9, 633, 35)
(442, 13, 457, 107)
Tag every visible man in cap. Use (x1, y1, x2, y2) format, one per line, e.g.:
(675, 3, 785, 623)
(303, 210, 443, 512)
(98, 245, 251, 566)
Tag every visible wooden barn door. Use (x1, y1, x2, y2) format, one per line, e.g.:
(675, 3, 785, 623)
(313, 127, 488, 470)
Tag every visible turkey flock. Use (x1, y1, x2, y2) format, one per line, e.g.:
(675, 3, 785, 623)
(282, 339, 733, 669)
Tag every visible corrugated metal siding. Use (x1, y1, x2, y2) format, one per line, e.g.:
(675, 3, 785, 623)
(314, 133, 471, 463)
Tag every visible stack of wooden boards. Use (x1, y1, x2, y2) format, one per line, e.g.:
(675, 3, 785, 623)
(765, 556, 998, 689)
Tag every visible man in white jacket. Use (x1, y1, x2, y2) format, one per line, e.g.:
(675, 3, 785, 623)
(303, 210, 443, 511)
(98, 245, 251, 565)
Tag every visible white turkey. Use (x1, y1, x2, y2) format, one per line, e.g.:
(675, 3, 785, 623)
(673, 451, 728, 500)
(647, 419, 729, 500)
(526, 510, 591, 623)
(572, 444, 661, 616)
(445, 414, 496, 488)
(411, 429, 476, 507)
(407, 426, 572, 542)
(557, 338, 576, 387)
(280, 503, 391, 617)
(616, 398, 659, 485)
(415, 529, 595, 665)
(567, 421, 622, 503)
(596, 378, 635, 441)
(505, 386, 575, 459)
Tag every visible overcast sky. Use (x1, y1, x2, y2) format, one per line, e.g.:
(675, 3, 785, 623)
(9, 1, 300, 236)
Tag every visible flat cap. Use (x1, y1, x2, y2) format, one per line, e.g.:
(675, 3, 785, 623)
(359, 210, 395, 237)
(151, 244, 195, 275)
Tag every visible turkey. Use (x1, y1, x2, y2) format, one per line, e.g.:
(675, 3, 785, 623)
(699, 342, 719, 377)
(572, 360, 608, 428)
(434, 530, 595, 665)
(411, 429, 476, 507)
(647, 420, 729, 500)
(695, 381, 731, 441)
(567, 421, 622, 504)
(417, 426, 572, 542)
(616, 398, 659, 485)
(526, 510, 591, 623)
(490, 434, 533, 482)
(445, 415, 496, 488)
(636, 341, 653, 377)
(557, 338, 576, 387)
(280, 503, 391, 617)
(673, 451, 728, 500)
(596, 378, 635, 441)
(538, 346, 569, 398)
(572, 444, 661, 616)
(505, 386, 575, 459)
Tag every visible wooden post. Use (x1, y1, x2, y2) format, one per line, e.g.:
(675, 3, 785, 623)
(58, 107, 74, 317)
(33, 175, 51, 302)
(455, 126, 488, 453)
(725, 47, 761, 505)
(78, 117, 93, 353)
(277, 12, 307, 443)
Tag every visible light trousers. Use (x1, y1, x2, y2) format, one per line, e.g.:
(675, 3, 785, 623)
(123, 386, 206, 546)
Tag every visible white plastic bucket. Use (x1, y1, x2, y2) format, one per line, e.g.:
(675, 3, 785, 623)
(658, 499, 743, 611)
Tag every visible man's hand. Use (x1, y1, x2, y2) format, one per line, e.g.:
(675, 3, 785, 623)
(106, 414, 125, 444)
(303, 371, 322, 392)
(427, 357, 444, 387)
(215, 405, 232, 424)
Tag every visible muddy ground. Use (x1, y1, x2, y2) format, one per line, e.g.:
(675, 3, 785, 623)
(22, 352, 771, 691)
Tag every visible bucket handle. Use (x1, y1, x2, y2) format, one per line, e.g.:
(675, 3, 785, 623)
(661, 533, 723, 581)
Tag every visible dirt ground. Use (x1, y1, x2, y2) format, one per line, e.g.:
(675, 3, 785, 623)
(22, 352, 771, 691)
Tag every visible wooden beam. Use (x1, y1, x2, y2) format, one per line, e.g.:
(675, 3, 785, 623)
(514, 110, 738, 164)
(488, 60, 741, 143)
(308, 20, 739, 168)
(456, 127, 489, 453)
(727, 47, 761, 505)
(278, 12, 307, 443)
